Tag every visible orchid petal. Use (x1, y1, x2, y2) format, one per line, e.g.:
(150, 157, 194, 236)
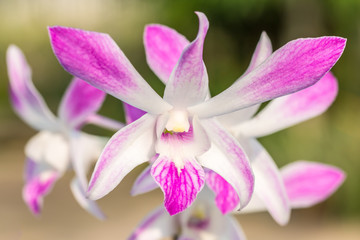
(25, 131, 70, 173)
(70, 178, 106, 220)
(190, 37, 346, 118)
(58, 77, 106, 129)
(131, 165, 159, 196)
(216, 32, 272, 127)
(164, 12, 209, 107)
(123, 103, 146, 124)
(224, 216, 248, 240)
(88, 114, 156, 200)
(144, 24, 189, 83)
(281, 161, 345, 208)
(151, 155, 205, 215)
(242, 31, 272, 76)
(128, 206, 177, 240)
(48, 26, 172, 114)
(23, 158, 58, 215)
(247, 139, 290, 225)
(7, 45, 59, 131)
(205, 170, 240, 214)
(198, 119, 254, 211)
(236, 72, 338, 138)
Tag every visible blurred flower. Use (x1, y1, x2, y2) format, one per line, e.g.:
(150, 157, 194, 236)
(128, 161, 345, 240)
(7, 45, 123, 219)
(49, 12, 345, 215)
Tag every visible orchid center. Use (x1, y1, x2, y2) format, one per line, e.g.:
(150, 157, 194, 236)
(164, 110, 190, 133)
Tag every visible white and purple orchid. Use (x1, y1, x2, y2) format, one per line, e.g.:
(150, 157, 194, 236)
(7, 45, 123, 219)
(48, 12, 345, 215)
(129, 161, 345, 240)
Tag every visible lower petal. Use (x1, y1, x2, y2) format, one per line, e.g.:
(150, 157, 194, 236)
(151, 155, 205, 215)
(131, 165, 159, 196)
(281, 161, 345, 208)
(70, 178, 106, 220)
(205, 170, 240, 214)
(128, 206, 177, 240)
(22, 160, 58, 215)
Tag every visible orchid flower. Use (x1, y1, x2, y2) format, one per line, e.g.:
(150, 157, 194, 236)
(49, 12, 345, 215)
(128, 161, 345, 240)
(7, 45, 123, 219)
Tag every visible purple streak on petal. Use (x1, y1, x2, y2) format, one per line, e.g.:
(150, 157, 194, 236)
(161, 124, 194, 142)
(59, 77, 106, 129)
(190, 37, 346, 118)
(131, 165, 159, 196)
(23, 171, 58, 215)
(123, 103, 146, 124)
(144, 24, 189, 83)
(205, 170, 240, 214)
(281, 161, 345, 208)
(7, 45, 58, 131)
(48, 26, 171, 114)
(151, 156, 205, 215)
(164, 12, 209, 107)
(88, 114, 156, 200)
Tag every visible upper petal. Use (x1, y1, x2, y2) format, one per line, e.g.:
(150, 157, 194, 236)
(144, 24, 189, 83)
(7, 45, 59, 131)
(236, 72, 338, 138)
(128, 206, 177, 240)
(48, 26, 172, 114)
(58, 77, 106, 129)
(189, 37, 346, 118)
(281, 161, 345, 208)
(88, 114, 156, 200)
(242, 31, 273, 76)
(151, 155, 205, 215)
(198, 119, 254, 211)
(163, 12, 209, 107)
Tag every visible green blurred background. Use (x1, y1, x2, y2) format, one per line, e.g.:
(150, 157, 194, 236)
(1, 0, 360, 239)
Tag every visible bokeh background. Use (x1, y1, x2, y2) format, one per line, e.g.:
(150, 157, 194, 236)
(1, 0, 359, 239)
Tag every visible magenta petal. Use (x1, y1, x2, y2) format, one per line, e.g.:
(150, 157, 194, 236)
(123, 103, 147, 124)
(144, 24, 189, 83)
(23, 159, 58, 215)
(49, 26, 171, 114)
(163, 12, 209, 107)
(281, 161, 345, 208)
(240, 72, 338, 137)
(151, 156, 205, 215)
(205, 170, 240, 214)
(58, 77, 106, 129)
(190, 37, 346, 118)
(7, 45, 58, 131)
(131, 165, 159, 196)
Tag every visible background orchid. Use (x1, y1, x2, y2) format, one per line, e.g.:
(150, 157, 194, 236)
(48, 11, 345, 216)
(129, 161, 345, 240)
(7, 45, 123, 219)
